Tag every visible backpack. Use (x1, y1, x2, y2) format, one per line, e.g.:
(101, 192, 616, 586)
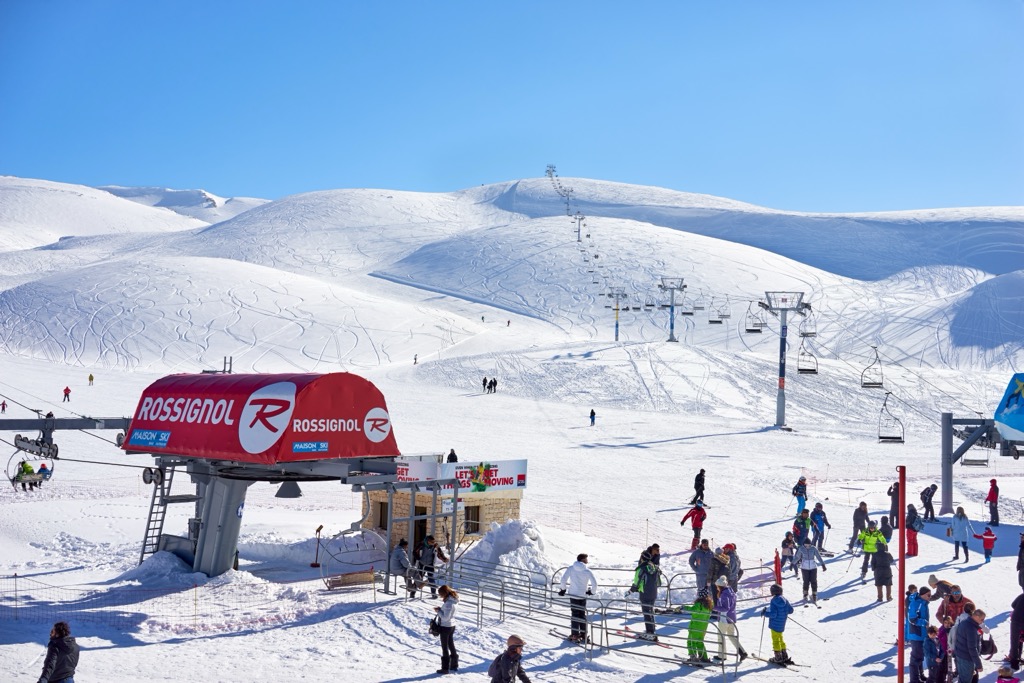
(488, 653, 502, 678)
(911, 516, 925, 532)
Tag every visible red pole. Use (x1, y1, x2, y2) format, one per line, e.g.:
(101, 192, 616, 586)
(774, 549, 782, 585)
(897, 465, 906, 683)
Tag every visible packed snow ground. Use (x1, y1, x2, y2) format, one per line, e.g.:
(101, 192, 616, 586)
(0, 176, 1022, 682)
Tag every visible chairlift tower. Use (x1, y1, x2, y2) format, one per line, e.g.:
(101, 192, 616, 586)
(606, 286, 629, 342)
(762, 291, 812, 428)
(572, 212, 585, 243)
(658, 277, 686, 342)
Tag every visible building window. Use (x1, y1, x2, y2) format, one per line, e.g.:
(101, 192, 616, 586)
(464, 505, 481, 535)
(376, 501, 389, 530)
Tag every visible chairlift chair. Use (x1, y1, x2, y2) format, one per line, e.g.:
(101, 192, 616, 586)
(861, 346, 884, 388)
(797, 343, 818, 375)
(6, 448, 56, 490)
(799, 316, 817, 338)
(744, 302, 766, 333)
(877, 392, 905, 444)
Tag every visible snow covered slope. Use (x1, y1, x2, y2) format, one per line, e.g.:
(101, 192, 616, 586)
(99, 184, 268, 224)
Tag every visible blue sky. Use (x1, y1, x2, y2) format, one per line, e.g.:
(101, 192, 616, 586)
(1, 1, 1022, 212)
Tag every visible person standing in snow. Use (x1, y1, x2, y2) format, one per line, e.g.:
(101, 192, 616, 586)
(389, 538, 416, 597)
(627, 545, 662, 641)
(37, 621, 79, 683)
(62, 386, 71, 402)
(433, 584, 460, 674)
(589, 408, 595, 427)
(880, 515, 894, 545)
(689, 538, 714, 592)
(921, 483, 938, 522)
(684, 588, 714, 663)
(780, 531, 798, 575)
(888, 481, 901, 529)
(558, 553, 598, 643)
(906, 504, 923, 557)
(690, 468, 705, 505)
(0, 400, 5, 413)
(88, 373, 94, 385)
(986, 479, 1000, 527)
(792, 509, 813, 547)
(937, 586, 973, 624)
(414, 354, 418, 365)
(791, 476, 808, 515)
(849, 501, 869, 551)
(1018, 532, 1024, 591)
(950, 507, 975, 563)
(483, 376, 488, 393)
(1008, 591, 1024, 671)
(810, 502, 832, 551)
(709, 546, 731, 602)
(415, 535, 448, 599)
(793, 537, 827, 603)
(713, 576, 748, 662)
(763, 583, 795, 665)
(907, 585, 932, 683)
(680, 502, 707, 550)
(488, 635, 531, 683)
(953, 608, 986, 683)
(723, 543, 742, 591)
(856, 520, 886, 579)
(446, 449, 458, 463)
(973, 527, 997, 563)
(923, 625, 942, 683)
(872, 542, 893, 602)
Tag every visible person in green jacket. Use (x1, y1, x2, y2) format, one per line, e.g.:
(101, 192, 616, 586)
(686, 588, 715, 663)
(856, 519, 886, 579)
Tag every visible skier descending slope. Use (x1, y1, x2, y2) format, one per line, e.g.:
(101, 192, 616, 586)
(791, 476, 808, 514)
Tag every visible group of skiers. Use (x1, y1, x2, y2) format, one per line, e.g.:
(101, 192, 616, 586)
(482, 376, 498, 394)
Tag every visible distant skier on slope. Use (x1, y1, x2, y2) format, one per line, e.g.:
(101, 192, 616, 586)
(690, 468, 705, 505)
(791, 476, 807, 514)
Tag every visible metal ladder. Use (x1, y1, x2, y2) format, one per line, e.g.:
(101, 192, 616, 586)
(139, 466, 199, 565)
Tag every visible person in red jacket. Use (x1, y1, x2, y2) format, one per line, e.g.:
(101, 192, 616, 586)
(986, 479, 1000, 526)
(62, 386, 71, 402)
(973, 526, 998, 563)
(681, 502, 707, 550)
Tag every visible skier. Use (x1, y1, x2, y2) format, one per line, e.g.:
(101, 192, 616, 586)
(88, 373, 94, 385)
(685, 588, 714, 663)
(810, 502, 832, 551)
(414, 354, 418, 365)
(688, 538, 714, 593)
(763, 583, 795, 665)
(712, 575, 748, 662)
(906, 503, 923, 557)
(558, 553, 598, 643)
(627, 545, 661, 641)
(921, 483, 938, 522)
(973, 527, 997, 563)
(483, 376, 488, 393)
(872, 541, 893, 602)
(414, 535, 449, 599)
(780, 531, 798, 575)
(1, 400, 6, 413)
(907, 586, 932, 683)
(856, 520, 886, 580)
(389, 539, 416, 598)
(849, 501, 869, 551)
(791, 476, 808, 515)
(986, 479, 1000, 527)
(488, 635, 531, 683)
(793, 537, 827, 603)
(690, 468, 705, 505)
(680, 501, 707, 550)
(888, 481, 901, 529)
(792, 509, 813, 547)
(880, 515, 893, 545)
(589, 409, 595, 427)
(950, 507, 975, 562)
(18, 460, 37, 491)
(62, 386, 71, 402)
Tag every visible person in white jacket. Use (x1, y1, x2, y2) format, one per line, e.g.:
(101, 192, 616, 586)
(558, 553, 599, 643)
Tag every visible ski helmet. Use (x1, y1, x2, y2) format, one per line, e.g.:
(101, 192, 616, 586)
(770, 583, 783, 596)
(507, 634, 525, 647)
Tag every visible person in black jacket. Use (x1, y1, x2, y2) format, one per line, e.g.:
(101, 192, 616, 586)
(872, 542, 894, 602)
(887, 482, 900, 529)
(849, 501, 869, 551)
(921, 484, 938, 522)
(1009, 592, 1024, 670)
(38, 621, 79, 683)
(1017, 532, 1024, 591)
(446, 449, 458, 463)
(489, 635, 531, 683)
(690, 469, 705, 505)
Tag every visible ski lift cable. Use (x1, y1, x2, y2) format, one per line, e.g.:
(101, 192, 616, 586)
(0, 388, 124, 447)
(0, 435, 147, 470)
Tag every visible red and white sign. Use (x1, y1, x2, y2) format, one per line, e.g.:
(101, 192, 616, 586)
(122, 373, 400, 465)
(395, 459, 528, 492)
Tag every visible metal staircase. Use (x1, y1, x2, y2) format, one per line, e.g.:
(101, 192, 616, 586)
(139, 466, 199, 564)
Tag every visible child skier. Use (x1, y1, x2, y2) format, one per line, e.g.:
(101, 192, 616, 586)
(763, 583, 795, 665)
(973, 526, 998, 563)
(685, 588, 714, 663)
(780, 532, 798, 575)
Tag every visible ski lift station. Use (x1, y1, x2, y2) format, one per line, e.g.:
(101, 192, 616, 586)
(110, 372, 527, 577)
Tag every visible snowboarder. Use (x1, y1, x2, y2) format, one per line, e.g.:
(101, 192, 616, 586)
(973, 527, 997, 563)
(712, 575, 748, 662)
(921, 483, 938, 522)
(414, 535, 448, 599)
(907, 586, 932, 683)
(791, 476, 808, 515)
(589, 409, 595, 427)
(684, 588, 714, 663)
(627, 545, 662, 641)
(872, 541, 893, 602)
(793, 537, 827, 602)
(680, 502, 707, 550)
(88, 373, 94, 385)
(688, 538, 714, 592)
(558, 553, 598, 643)
(690, 468, 705, 505)
(986, 479, 1000, 527)
(810, 502, 832, 551)
(888, 481, 901, 529)
(446, 449, 458, 463)
(856, 520, 886, 579)
(849, 501, 869, 551)
(62, 386, 71, 402)
(488, 635, 531, 683)
(906, 503, 923, 556)
(950, 507, 975, 562)
(763, 583, 795, 665)
(389, 539, 416, 598)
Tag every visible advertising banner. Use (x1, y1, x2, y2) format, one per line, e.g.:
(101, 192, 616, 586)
(122, 373, 400, 465)
(395, 458, 528, 491)
(995, 373, 1024, 441)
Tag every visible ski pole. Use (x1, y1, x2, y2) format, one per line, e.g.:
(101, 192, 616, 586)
(757, 613, 766, 659)
(784, 497, 794, 516)
(787, 615, 827, 642)
(845, 548, 860, 572)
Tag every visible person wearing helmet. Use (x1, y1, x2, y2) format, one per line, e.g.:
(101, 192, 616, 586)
(488, 635, 531, 683)
(792, 476, 808, 515)
(809, 502, 832, 551)
(763, 583, 795, 665)
(793, 537, 827, 603)
(680, 501, 707, 551)
(856, 519, 886, 579)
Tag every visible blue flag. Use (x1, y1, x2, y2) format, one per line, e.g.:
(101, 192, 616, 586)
(994, 373, 1024, 441)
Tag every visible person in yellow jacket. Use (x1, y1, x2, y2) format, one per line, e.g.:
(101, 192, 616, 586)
(856, 519, 886, 579)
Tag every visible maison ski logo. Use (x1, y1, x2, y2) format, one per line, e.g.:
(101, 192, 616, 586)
(239, 382, 297, 454)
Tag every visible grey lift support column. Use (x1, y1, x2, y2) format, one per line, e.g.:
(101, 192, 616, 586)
(193, 475, 253, 576)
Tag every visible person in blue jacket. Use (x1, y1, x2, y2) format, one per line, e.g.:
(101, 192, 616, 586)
(906, 585, 932, 683)
(809, 502, 832, 551)
(762, 583, 795, 665)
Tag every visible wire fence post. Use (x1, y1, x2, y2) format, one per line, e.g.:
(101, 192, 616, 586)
(13, 573, 18, 620)
(193, 583, 198, 629)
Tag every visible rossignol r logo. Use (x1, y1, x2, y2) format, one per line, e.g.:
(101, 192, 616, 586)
(363, 407, 392, 443)
(239, 382, 297, 454)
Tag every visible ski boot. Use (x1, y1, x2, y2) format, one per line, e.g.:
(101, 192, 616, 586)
(781, 649, 795, 665)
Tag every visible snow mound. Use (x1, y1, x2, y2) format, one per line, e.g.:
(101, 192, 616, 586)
(462, 520, 557, 583)
(116, 551, 207, 587)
